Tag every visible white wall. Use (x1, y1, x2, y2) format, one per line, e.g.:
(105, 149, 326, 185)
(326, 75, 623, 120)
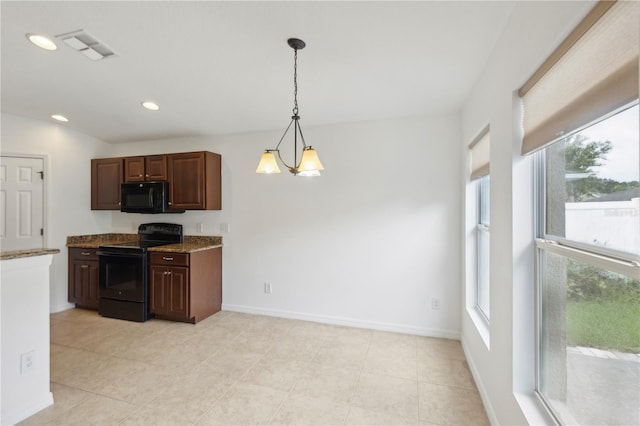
(1, 113, 113, 312)
(109, 114, 463, 337)
(460, 1, 596, 425)
(1, 254, 55, 425)
(2, 109, 462, 338)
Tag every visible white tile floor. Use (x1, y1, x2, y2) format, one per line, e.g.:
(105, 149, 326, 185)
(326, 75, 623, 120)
(20, 309, 489, 425)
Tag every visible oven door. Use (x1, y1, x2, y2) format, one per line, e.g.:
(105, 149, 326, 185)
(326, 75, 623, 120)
(98, 250, 147, 303)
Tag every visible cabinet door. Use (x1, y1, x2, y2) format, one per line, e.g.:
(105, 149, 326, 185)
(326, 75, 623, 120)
(124, 157, 145, 182)
(150, 266, 189, 318)
(167, 266, 189, 318)
(167, 152, 206, 210)
(70, 260, 99, 309)
(145, 155, 167, 181)
(69, 261, 84, 304)
(91, 158, 123, 210)
(150, 266, 168, 314)
(85, 261, 100, 308)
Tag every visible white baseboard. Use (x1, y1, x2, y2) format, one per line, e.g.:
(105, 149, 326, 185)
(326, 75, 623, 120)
(222, 303, 460, 340)
(2, 391, 53, 426)
(50, 302, 74, 314)
(461, 338, 498, 426)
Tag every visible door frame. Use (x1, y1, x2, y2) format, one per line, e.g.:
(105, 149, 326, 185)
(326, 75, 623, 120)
(1, 153, 48, 248)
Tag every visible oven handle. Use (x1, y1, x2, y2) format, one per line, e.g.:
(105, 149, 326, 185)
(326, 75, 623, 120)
(97, 250, 145, 258)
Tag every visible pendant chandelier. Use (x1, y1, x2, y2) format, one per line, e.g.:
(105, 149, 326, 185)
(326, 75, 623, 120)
(256, 38, 324, 176)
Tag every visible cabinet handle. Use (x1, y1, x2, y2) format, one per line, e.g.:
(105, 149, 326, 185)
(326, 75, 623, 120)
(145, 174, 149, 177)
(80, 265, 89, 269)
(139, 174, 143, 177)
(168, 201, 172, 206)
(81, 252, 91, 256)
(162, 257, 174, 261)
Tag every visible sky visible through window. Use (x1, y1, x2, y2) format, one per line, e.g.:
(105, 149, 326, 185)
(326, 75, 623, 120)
(581, 104, 639, 182)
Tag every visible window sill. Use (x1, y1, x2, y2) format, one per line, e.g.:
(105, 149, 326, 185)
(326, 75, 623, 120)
(467, 305, 490, 350)
(514, 392, 558, 426)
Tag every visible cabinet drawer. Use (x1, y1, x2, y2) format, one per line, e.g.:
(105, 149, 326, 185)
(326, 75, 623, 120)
(70, 248, 98, 260)
(150, 252, 189, 267)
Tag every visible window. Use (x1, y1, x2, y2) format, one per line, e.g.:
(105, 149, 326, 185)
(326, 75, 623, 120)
(535, 104, 639, 425)
(519, 1, 639, 424)
(543, 106, 640, 255)
(469, 127, 490, 324)
(477, 175, 490, 320)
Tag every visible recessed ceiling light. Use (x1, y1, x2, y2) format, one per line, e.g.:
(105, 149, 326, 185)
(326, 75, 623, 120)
(51, 114, 69, 122)
(141, 101, 160, 111)
(27, 33, 57, 51)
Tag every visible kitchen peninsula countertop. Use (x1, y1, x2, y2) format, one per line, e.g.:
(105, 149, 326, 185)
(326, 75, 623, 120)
(0, 248, 61, 261)
(66, 234, 222, 252)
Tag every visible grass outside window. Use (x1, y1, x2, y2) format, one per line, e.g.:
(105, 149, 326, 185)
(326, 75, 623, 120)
(567, 300, 640, 353)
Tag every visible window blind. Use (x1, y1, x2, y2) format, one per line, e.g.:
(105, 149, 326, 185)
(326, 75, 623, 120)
(520, 0, 639, 155)
(469, 127, 490, 181)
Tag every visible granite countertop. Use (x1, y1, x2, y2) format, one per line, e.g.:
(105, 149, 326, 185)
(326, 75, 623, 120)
(0, 248, 61, 261)
(67, 233, 138, 248)
(66, 233, 222, 253)
(148, 236, 222, 253)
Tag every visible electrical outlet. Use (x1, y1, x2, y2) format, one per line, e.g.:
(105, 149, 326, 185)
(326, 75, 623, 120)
(220, 223, 231, 233)
(431, 297, 441, 310)
(264, 282, 272, 294)
(197, 223, 204, 233)
(21, 350, 35, 374)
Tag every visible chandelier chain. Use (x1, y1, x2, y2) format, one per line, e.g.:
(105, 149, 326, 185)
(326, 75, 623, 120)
(293, 48, 299, 116)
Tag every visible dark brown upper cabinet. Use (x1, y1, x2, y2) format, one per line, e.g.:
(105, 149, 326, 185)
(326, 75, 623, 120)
(124, 155, 167, 182)
(167, 151, 221, 210)
(91, 157, 123, 210)
(91, 151, 221, 211)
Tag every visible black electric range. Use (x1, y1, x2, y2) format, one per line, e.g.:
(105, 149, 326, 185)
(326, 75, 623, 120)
(97, 223, 183, 322)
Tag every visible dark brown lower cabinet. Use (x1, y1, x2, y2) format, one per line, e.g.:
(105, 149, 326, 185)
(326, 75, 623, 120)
(149, 248, 221, 323)
(150, 264, 189, 318)
(68, 248, 100, 309)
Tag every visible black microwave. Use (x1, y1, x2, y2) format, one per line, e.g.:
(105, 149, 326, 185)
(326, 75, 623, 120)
(120, 181, 184, 214)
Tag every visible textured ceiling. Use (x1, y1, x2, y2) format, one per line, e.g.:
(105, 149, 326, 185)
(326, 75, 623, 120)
(1, 1, 515, 143)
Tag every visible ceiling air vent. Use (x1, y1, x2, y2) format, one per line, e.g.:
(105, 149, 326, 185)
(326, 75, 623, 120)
(56, 30, 115, 61)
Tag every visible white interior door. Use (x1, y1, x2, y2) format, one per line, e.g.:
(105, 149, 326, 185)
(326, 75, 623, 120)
(0, 156, 44, 251)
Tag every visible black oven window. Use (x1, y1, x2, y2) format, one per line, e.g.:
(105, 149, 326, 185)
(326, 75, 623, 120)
(105, 262, 140, 292)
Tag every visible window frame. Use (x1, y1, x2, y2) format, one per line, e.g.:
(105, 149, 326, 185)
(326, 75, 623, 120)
(537, 101, 640, 266)
(476, 175, 490, 323)
(533, 107, 640, 424)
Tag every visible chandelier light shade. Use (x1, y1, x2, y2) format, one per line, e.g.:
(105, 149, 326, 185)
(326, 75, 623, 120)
(298, 147, 324, 176)
(256, 38, 324, 176)
(255, 150, 281, 174)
